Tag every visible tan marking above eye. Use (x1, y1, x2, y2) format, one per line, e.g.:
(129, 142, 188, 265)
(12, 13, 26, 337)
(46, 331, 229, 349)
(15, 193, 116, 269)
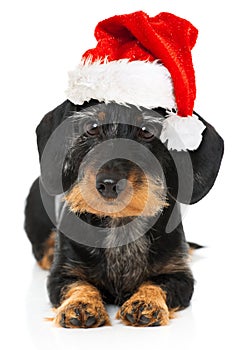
(98, 112, 106, 121)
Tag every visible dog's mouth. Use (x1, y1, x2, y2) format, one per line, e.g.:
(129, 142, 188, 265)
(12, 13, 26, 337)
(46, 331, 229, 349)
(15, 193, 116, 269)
(65, 167, 168, 218)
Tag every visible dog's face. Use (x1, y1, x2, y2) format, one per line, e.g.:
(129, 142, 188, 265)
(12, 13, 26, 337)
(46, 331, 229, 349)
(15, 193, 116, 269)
(63, 103, 170, 218)
(37, 100, 224, 224)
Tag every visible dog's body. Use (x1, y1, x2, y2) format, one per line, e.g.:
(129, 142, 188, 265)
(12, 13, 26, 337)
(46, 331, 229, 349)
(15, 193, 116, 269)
(25, 101, 223, 328)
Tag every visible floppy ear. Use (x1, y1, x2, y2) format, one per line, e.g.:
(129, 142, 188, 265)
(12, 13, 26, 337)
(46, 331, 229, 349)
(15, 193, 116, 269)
(36, 100, 79, 195)
(36, 100, 75, 161)
(168, 112, 224, 204)
(36, 99, 100, 195)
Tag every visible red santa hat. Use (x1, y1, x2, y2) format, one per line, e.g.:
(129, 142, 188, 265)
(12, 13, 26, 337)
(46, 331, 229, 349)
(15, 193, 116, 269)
(66, 11, 206, 151)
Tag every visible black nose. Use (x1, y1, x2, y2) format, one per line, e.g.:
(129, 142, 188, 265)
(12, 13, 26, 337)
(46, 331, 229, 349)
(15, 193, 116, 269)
(96, 174, 127, 199)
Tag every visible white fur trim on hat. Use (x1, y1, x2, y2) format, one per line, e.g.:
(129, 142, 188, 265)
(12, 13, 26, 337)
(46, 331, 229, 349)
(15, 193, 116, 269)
(160, 112, 206, 151)
(66, 59, 176, 109)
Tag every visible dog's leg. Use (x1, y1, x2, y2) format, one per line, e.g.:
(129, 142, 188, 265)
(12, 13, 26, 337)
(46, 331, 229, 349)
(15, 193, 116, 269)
(117, 282, 170, 326)
(24, 178, 55, 270)
(117, 271, 194, 327)
(51, 281, 111, 328)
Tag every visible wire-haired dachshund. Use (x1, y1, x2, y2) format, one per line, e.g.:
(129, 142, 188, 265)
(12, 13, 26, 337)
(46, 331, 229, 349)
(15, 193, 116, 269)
(25, 100, 223, 328)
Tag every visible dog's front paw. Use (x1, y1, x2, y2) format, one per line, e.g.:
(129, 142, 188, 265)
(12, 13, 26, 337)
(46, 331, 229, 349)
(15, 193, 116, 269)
(54, 300, 110, 328)
(53, 282, 110, 328)
(117, 283, 170, 327)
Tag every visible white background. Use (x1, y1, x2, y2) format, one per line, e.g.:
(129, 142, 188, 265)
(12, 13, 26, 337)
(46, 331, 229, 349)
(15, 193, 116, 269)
(0, 1, 233, 349)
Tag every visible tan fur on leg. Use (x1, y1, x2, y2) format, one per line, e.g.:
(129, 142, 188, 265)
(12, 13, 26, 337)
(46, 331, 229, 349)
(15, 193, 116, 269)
(53, 282, 111, 328)
(38, 231, 56, 270)
(117, 282, 175, 327)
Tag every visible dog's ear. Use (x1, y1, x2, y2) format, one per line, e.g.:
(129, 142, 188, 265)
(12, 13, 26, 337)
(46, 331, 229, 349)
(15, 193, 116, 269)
(36, 99, 99, 195)
(36, 100, 75, 161)
(168, 112, 224, 204)
(36, 100, 78, 195)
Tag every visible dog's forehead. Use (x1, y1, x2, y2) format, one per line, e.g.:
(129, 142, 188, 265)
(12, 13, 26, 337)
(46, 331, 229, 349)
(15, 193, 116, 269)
(71, 103, 164, 126)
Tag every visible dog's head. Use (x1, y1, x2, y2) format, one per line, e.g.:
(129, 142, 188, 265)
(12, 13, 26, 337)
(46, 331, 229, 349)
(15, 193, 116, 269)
(37, 100, 224, 221)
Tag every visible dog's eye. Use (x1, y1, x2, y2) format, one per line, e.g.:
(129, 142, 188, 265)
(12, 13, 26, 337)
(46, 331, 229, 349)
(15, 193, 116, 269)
(138, 126, 155, 141)
(85, 122, 99, 137)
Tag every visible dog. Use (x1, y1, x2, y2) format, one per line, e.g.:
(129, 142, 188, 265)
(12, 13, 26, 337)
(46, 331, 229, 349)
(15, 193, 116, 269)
(25, 100, 223, 328)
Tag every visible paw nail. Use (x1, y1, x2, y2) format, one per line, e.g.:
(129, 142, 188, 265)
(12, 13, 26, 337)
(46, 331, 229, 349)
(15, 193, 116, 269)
(153, 311, 160, 318)
(150, 321, 161, 327)
(85, 316, 96, 327)
(126, 313, 135, 324)
(60, 313, 67, 328)
(70, 318, 82, 326)
(85, 311, 92, 317)
(139, 315, 150, 325)
(74, 308, 80, 316)
(120, 309, 125, 317)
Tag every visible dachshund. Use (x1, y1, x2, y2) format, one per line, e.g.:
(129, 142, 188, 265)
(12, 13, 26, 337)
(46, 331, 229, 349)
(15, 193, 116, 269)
(25, 100, 223, 328)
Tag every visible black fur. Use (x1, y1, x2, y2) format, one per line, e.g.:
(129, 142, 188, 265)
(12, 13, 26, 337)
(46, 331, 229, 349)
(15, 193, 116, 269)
(25, 177, 54, 262)
(25, 100, 224, 317)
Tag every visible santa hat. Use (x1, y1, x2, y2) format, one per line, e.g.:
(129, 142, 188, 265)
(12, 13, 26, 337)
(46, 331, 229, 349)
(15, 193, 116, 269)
(66, 11, 206, 151)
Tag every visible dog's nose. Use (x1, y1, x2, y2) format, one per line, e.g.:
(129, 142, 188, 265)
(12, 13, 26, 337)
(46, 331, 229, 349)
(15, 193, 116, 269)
(96, 174, 127, 199)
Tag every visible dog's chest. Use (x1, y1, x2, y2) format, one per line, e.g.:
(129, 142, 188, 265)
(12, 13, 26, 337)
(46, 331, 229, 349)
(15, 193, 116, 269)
(104, 237, 149, 298)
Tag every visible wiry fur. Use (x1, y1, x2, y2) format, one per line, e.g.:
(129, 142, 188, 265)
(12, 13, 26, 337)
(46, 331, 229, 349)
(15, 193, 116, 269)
(104, 235, 149, 304)
(24, 100, 224, 328)
(65, 172, 168, 218)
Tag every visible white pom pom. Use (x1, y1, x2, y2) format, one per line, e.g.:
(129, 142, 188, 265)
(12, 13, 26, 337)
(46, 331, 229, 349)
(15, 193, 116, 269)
(160, 112, 206, 151)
